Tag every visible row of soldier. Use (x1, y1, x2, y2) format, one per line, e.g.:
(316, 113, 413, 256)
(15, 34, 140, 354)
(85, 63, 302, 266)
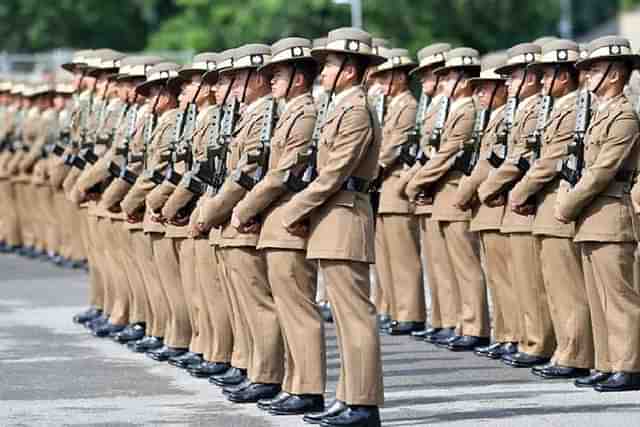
(2, 27, 640, 427)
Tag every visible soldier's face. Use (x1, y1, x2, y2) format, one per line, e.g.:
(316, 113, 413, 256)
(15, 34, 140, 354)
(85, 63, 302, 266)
(587, 61, 620, 94)
(320, 53, 353, 92)
(270, 64, 294, 99)
(442, 70, 466, 96)
(419, 69, 438, 95)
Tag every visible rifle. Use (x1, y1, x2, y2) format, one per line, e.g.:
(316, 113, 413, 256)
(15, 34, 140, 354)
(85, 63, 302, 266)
(51, 110, 72, 157)
(558, 89, 591, 186)
(232, 97, 277, 190)
(181, 106, 222, 196)
(282, 93, 327, 192)
(453, 106, 490, 176)
(487, 96, 517, 168)
(108, 104, 139, 184)
(164, 101, 198, 185)
(205, 98, 239, 196)
(397, 91, 430, 167)
(69, 94, 96, 170)
(374, 94, 386, 126)
(516, 94, 553, 175)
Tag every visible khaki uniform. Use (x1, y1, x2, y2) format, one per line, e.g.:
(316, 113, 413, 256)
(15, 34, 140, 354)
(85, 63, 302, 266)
(375, 91, 425, 323)
(510, 91, 593, 368)
(396, 94, 459, 330)
(407, 96, 490, 338)
(233, 93, 325, 394)
(199, 96, 284, 384)
(282, 86, 384, 406)
(478, 94, 556, 357)
(455, 105, 519, 343)
(557, 93, 640, 373)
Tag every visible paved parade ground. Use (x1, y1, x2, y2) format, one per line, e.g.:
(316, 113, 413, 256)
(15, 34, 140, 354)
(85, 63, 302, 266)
(1, 254, 639, 427)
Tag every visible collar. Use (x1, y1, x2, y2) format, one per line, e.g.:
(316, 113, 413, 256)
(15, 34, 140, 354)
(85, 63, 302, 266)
(554, 90, 578, 110)
(389, 90, 411, 110)
(245, 95, 271, 116)
(284, 93, 310, 114)
(490, 104, 505, 121)
(331, 85, 361, 109)
(450, 96, 473, 114)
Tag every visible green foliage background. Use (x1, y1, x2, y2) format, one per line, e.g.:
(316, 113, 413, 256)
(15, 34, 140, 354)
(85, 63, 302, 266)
(0, 0, 629, 55)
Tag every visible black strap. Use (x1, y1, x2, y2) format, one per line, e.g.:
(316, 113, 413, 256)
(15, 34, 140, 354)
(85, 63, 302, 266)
(341, 176, 370, 193)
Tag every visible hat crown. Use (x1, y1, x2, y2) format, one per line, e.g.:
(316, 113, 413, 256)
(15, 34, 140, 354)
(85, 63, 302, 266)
(312, 38, 327, 49)
(541, 39, 578, 55)
(271, 37, 312, 57)
(326, 27, 373, 48)
(444, 47, 480, 67)
(507, 43, 541, 60)
(388, 48, 410, 58)
(233, 44, 271, 69)
(588, 35, 631, 54)
(481, 52, 508, 72)
(146, 62, 181, 79)
(417, 43, 451, 60)
(533, 36, 558, 48)
(193, 52, 219, 63)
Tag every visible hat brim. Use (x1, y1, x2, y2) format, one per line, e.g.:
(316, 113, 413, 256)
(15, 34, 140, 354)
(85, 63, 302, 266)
(88, 67, 119, 78)
(370, 63, 416, 78)
(494, 62, 528, 75)
(408, 61, 445, 76)
(179, 68, 219, 84)
(469, 76, 507, 85)
(575, 54, 640, 70)
(135, 77, 183, 97)
(311, 48, 386, 67)
(61, 62, 88, 73)
(259, 57, 318, 75)
(526, 60, 576, 71)
(433, 64, 481, 76)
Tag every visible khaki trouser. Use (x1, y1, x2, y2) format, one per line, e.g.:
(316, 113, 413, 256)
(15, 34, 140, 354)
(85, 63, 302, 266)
(103, 218, 129, 326)
(373, 218, 392, 315)
(321, 259, 384, 406)
(218, 246, 250, 370)
(152, 235, 192, 348)
(134, 231, 167, 338)
(221, 246, 284, 384)
(439, 221, 490, 337)
(508, 233, 555, 357)
(539, 236, 594, 369)
(480, 231, 519, 343)
(581, 242, 640, 373)
(93, 215, 115, 318)
(0, 180, 21, 247)
(420, 216, 459, 329)
(195, 241, 233, 363)
(266, 249, 325, 395)
(125, 229, 153, 325)
(84, 213, 106, 311)
(177, 238, 203, 354)
(375, 214, 425, 322)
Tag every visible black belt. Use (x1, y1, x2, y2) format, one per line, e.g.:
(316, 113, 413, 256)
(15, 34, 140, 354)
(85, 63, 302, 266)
(341, 176, 370, 193)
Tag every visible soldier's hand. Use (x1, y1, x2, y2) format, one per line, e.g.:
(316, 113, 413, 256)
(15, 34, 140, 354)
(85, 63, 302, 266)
(286, 221, 309, 238)
(230, 212, 243, 230)
(485, 194, 505, 207)
(415, 192, 433, 206)
(190, 222, 210, 238)
(511, 201, 535, 216)
(150, 210, 165, 224)
(127, 212, 143, 224)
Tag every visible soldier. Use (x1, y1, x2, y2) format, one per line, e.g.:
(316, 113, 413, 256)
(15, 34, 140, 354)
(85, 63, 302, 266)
(279, 27, 385, 427)
(406, 47, 491, 352)
(509, 40, 594, 379)
(120, 62, 190, 360)
(228, 36, 326, 415)
(162, 52, 235, 378)
(477, 43, 556, 365)
(398, 43, 459, 344)
(452, 54, 517, 358)
(195, 44, 286, 403)
(556, 36, 640, 392)
(368, 49, 425, 335)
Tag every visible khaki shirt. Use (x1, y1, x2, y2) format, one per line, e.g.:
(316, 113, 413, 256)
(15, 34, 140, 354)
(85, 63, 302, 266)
(377, 90, 417, 215)
(406, 96, 477, 222)
(281, 86, 381, 263)
(477, 93, 541, 233)
(455, 105, 506, 232)
(511, 91, 578, 238)
(233, 93, 317, 250)
(198, 96, 271, 247)
(556, 93, 640, 243)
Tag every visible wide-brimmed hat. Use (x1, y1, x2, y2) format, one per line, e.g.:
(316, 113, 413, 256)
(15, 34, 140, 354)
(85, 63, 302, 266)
(533, 36, 559, 48)
(55, 81, 75, 95)
(116, 55, 165, 81)
(61, 49, 93, 73)
(434, 47, 481, 76)
(88, 49, 126, 78)
(495, 43, 541, 75)
(179, 52, 220, 84)
(409, 43, 450, 76)
(135, 62, 184, 97)
(0, 81, 12, 93)
(576, 35, 640, 70)
(527, 39, 579, 71)
(27, 83, 55, 98)
(220, 44, 271, 75)
(310, 27, 386, 66)
(10, 83, 25, 96)
(259, 37, 316, 75)
(469, 53, 508, 85)
(370, 48, 416, 77)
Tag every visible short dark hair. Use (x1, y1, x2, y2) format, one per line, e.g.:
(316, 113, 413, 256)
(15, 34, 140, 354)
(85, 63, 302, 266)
(293, 60, 318, 89)
(344, 55, 369, 82)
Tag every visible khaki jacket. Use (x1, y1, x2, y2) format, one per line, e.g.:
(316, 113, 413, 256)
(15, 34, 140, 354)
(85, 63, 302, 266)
(377, 90, 417, 215)
(281, 86, 381, 263)
(406, 96, 477, 222)
(455, 105, 506, 232)
(233, 93, 316, 251)
(510, 91, 578, 238)
(555, 93, 640, 243)
(477, 94, 541, 233)
(197, 96, 271, 248)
